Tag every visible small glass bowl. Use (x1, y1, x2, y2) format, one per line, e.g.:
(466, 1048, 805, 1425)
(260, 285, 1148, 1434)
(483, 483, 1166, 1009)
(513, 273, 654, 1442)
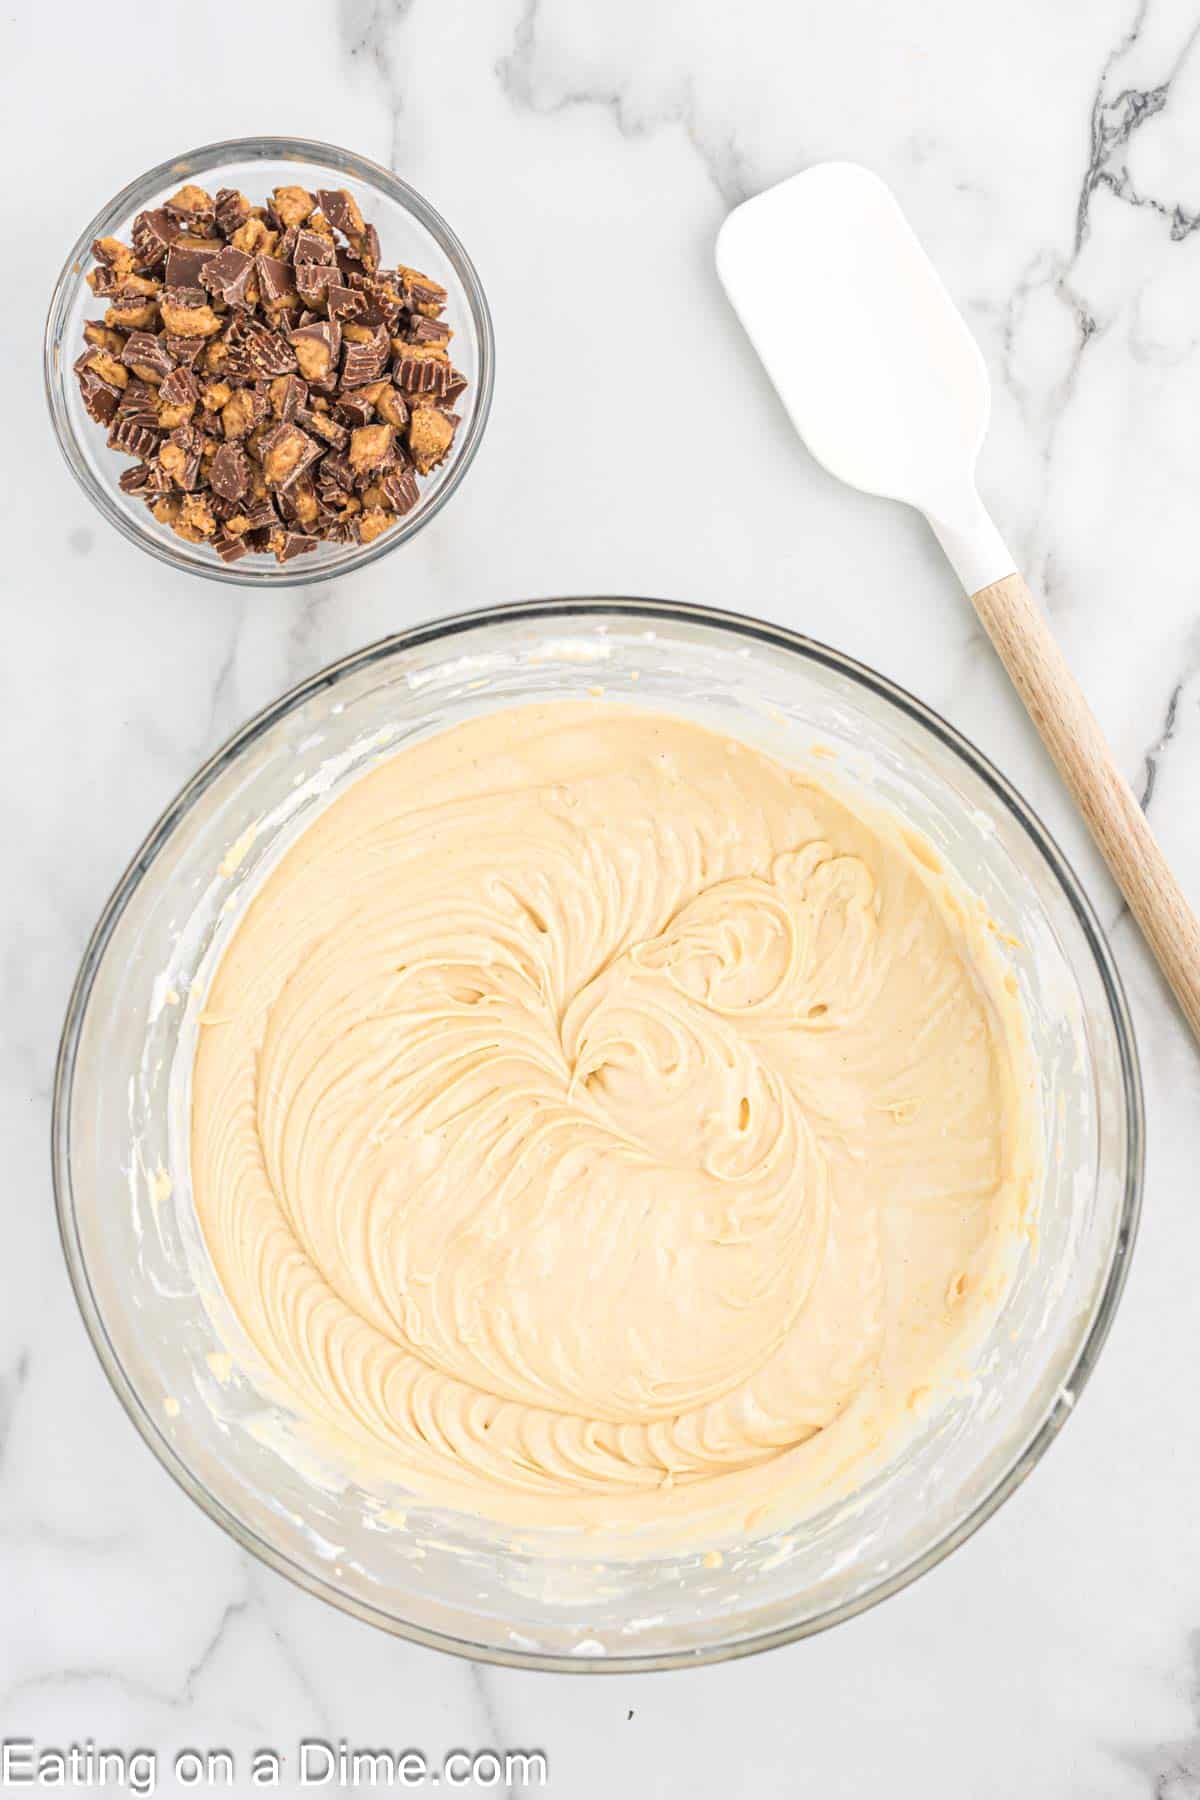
(43, 136, 494, 588)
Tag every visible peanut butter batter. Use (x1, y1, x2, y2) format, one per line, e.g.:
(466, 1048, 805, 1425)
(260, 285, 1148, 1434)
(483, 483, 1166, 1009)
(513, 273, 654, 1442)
(191, 706, 1033, 1535)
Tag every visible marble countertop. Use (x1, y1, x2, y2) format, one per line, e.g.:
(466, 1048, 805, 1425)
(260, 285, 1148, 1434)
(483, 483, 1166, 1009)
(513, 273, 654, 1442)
(5, 0, 1200, 1793)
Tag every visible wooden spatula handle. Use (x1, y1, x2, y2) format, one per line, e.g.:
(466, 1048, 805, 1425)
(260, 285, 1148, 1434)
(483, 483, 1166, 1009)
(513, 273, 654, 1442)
(971, 571, 1200, 1041)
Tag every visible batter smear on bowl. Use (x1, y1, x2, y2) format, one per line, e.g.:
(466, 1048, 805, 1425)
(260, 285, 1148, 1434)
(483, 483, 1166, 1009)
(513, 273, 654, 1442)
(191, 705, 1034, 1535)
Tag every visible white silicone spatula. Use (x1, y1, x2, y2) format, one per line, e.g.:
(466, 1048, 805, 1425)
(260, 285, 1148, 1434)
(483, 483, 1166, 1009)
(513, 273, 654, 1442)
(717, 160, 1200, 1042)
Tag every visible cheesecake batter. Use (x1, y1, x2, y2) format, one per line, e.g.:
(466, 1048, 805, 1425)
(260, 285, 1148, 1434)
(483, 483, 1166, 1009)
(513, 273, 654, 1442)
(191, 706, 1033, 1535)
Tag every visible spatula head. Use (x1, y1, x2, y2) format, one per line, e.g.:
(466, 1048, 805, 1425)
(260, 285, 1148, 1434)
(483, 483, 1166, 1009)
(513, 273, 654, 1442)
(716, 163, 991, 532)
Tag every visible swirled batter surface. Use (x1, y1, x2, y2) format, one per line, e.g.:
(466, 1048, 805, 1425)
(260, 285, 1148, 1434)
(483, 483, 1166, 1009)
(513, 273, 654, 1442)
(192, 706, 1032, 1534)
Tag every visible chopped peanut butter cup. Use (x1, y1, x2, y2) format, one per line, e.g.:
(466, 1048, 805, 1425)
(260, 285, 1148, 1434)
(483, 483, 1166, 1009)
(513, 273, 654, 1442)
(74, 180, 467, 564)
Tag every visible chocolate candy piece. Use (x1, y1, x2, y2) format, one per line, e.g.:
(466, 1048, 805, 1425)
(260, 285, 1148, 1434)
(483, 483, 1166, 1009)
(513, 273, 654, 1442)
(373, 386, 410, 431)
(141, 460, 176, 493)
(240, 322, 297, 378)
(219, 385, 269, 440)
(316, 479, 349, 514)
(294, 262, 340, 307)
(116, 379, 160, 425)
(379, 466, 419, 515)
(164, 184, 215, 228)
(213, 530, 250, 563)
(347, 269, 405, 328)
(271, 373, 309, 421)
(271, 186, 315, 230)
(201, 245, 256, 308)
(214, 188, 251, 237)
(407, 404, 456, 473)
(326, 284, 367, 325)
(104, 278, 161, 322)
(160, 333, 208, 368)
(220, 335, 258, 383)
(296, 406, 349, 450)
(348, 422, 394, 476)
(316, 188, 365, 238)
(240, 496, 280, 532)
(163, 283, 208, 310)
(334, 245, 367, 284)
(259, 421, 320, 489)
(408, 314, 453, 346)
(395, 354, 453, 399)
(324, 513, 360, 543)
(82, 319, 125, 354)
(400, 268, 449, 315)
(120, 330, 176, 382)
(289, 321, 340, 386)
(90, 236, 129, 268)
(274, 530, 320, 564)
(317, 450, 355, 491)
(333, 392, 375, 429)
(210, 442, 250, 501)
(88, 265, 126, 298)
(278, 475, 324, 527)
(76, 365, 122, 424)
(75, 342, 126, 387)
(131, 209, 178, 270)
(159, 366, 201, 406)
(257, 254, 297, 307)
(158, 286, 222, 339)
(166, 242, 220, 287)
(108, 416, 160, 457)
(295, 229, 336, 267)
(159, 422, 204, 489)
(340, 325, 390, 388)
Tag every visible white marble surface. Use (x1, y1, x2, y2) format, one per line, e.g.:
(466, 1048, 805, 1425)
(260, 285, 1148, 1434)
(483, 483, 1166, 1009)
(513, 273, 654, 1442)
(5, 0, 1200, 1793)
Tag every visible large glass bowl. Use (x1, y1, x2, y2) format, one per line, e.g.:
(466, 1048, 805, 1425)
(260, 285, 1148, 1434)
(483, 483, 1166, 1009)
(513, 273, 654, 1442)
(52, 599, 1142, 1670)
(44, 136, 493, 588)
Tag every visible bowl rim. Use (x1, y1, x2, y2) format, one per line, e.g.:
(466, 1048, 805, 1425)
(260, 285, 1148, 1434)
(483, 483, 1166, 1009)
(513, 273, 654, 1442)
(42, 134, 495, 589)
(51, 595, 1145, 1672)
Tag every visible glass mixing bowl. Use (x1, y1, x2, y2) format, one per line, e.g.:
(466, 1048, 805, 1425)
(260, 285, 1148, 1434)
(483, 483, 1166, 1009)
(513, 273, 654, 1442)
(44, 136, 493, 588)
(53, 599, 1142, 1670)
